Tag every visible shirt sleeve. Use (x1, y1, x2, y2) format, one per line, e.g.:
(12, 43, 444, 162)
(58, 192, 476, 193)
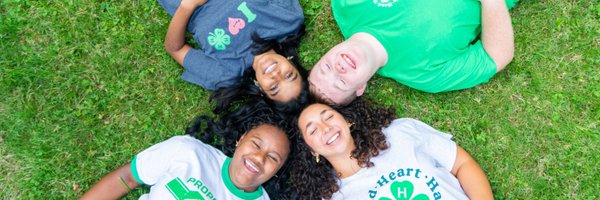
(130, 136, 194, 185)
(388, 119, 458, 172)
(181, 48, 245, 90)
(430, 40, 498, 93)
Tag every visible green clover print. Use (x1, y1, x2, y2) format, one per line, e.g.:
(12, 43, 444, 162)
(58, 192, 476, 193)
(379, 181, 429, 200)
(207, 28, 231, 50)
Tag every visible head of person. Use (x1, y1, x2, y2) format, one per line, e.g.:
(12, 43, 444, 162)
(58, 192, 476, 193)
(229, 123, 290, 192)
(308, 33, 384, 106)
(290, 99, 396, 199)
(251, 25, 307, 103)
(212, 26, 309, 116)
(187, 99, 298, 197)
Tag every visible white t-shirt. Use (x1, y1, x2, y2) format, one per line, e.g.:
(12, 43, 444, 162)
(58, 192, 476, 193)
(331, 118, 468, 200)
(130, 135, 270, 200)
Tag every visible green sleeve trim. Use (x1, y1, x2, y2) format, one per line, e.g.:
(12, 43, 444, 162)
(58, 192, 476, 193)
(130, 155, 145, 185)
(221, 157, 265, 199)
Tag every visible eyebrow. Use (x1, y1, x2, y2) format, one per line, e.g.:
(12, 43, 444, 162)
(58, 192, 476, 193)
(305, 121, 313, 132)
(251, 135, 263, 142)
(320, 109, 328, 116)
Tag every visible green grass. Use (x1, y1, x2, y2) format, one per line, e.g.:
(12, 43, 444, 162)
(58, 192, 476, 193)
(1, 0, 598, 198)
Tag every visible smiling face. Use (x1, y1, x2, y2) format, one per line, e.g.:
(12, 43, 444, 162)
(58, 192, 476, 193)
(308, 39, 377, 105)
(229, 123, 290, 192)
(253, 50, 303, 103)
(298, 104, 355, 159)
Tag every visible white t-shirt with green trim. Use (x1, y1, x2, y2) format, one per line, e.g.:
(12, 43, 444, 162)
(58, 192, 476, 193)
(131, 135, 269, 200)
(331, 118, 468, 200)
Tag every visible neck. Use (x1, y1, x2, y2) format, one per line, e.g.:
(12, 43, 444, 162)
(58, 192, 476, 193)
(326, 152, 363, 179)
(349, 32, 388, 69)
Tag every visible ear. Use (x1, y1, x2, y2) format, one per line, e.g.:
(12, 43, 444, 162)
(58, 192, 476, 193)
(310, 151, 318, 157)
(355, 83, 367, 96)
(239, 133, 247, 142)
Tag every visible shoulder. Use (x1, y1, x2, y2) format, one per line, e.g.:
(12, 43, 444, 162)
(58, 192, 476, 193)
(382, 118, 453, 142)
(161, 135, 226, 158)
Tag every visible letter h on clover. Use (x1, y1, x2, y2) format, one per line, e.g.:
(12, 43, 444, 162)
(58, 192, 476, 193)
(207, 28, 231, 51)
(379, 181, 429, 200)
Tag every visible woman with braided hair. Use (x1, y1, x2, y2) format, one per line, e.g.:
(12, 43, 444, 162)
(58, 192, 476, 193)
(292, 99, 493, 199)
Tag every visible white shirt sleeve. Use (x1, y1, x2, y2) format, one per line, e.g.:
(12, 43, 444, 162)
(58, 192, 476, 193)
(386, 118, 457, 172)
(130, 135, 198, 185)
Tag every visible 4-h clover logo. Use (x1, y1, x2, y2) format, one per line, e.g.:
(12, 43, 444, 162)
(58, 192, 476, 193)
(379, 180, 429, 200)
(207, 28, 231, 50)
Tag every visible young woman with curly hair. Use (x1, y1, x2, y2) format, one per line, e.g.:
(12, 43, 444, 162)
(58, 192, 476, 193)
(291, 99, 493, 199)
(82, 99, 298, 199)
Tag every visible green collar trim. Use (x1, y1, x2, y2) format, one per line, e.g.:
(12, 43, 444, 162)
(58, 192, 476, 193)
(221, 157, 264, 199)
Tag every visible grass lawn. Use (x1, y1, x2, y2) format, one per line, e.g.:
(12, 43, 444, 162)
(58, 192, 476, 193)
(1, 0, 598, 198)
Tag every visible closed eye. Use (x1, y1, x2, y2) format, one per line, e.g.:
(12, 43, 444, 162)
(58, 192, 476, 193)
(309, 128, 316, 135)
(268, 154, 279, 162)
(326, 114, 333, 120)
(252, 141, 260, 149)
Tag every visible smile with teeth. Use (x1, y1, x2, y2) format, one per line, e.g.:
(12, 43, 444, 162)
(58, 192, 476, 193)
(245, 159, 260, 174)
(326, 132, 340, 145)
(263, 62, 277, 74)
(341, 54, 355, 69)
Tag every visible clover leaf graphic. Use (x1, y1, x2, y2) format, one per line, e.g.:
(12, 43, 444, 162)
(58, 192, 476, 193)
(207, 28, 231, 50)
(379, 181, 429, 200)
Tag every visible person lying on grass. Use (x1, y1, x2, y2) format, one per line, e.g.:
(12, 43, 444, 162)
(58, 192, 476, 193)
(160, 0, 308, 108)
(291, 100, 493, 199)
(309, 0, 518, 105)
(81, 100, 297, 199)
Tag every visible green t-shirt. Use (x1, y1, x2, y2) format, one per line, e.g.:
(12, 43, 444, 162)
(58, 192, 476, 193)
(331, 0, 518, 93)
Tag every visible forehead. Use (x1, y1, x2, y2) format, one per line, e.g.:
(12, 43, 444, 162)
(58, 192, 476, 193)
(308, 75, 350, 105)
(248, 124, 285, 138)
(299, 104, 333, 123)
(248, 124, 289, 147)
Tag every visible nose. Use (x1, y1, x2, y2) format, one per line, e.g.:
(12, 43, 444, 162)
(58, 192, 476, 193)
(268, 68, 281, 80)
(335, 62, 346, 74)
(334, 56, 347, 74)
(324, 126, 333, 134)
(252, 150, 267, 164)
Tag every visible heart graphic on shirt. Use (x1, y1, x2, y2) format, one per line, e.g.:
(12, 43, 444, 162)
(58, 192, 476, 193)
(228, 17, 246, 35)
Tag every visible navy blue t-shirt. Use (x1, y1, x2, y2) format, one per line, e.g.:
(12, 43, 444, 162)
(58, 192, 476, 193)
(158, 0, 304, 90)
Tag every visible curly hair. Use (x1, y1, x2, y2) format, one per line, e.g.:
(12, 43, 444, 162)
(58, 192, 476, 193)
(211, 25, 309, 117)
(290, 98, 397, 199)
(185, 98, 299, 199)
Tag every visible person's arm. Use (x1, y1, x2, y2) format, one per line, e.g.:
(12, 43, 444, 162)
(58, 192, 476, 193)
(80, 163, 141, 200)
(480, 0, 514, 72)
(164, 0, 207, 65)
(451, 146, 494, 199)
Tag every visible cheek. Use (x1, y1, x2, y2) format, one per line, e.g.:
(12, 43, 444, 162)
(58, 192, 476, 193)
(263, 162, 280, 176)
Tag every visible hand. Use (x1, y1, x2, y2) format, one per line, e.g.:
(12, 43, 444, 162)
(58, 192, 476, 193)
(180, 0, 207, 10)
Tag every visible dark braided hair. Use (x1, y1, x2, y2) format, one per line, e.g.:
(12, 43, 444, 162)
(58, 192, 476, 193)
(291, 98, 396, 199)
(186, 98, 299, 199)
(212, 25, 309, 118)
